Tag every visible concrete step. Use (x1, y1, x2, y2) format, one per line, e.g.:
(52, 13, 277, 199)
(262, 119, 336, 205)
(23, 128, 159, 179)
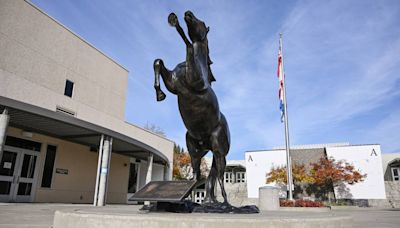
(53, 208, 352, 228)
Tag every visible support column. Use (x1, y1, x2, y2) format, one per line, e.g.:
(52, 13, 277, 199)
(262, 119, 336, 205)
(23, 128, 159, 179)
(144, 153, 153, 206)
(168, 161, 173, 180)
(93, 135, 104, 206)
(145, 153, 153, 184)
(95, 136, 112, 206)
(0, 109, 10, 156)
(164, 161, 173, 181)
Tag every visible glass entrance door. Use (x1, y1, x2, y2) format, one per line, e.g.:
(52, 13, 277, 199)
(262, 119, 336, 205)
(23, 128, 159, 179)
(0, 150, 19, 202)
(0, 146, 40, 202)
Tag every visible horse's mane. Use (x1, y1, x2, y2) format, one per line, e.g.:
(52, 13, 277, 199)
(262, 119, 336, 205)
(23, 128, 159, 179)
(205, 38, 216, 83)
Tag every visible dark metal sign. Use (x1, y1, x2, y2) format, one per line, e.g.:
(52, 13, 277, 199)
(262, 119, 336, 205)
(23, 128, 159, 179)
(55, 168, 68, 175)
(129, 180, 197, 202)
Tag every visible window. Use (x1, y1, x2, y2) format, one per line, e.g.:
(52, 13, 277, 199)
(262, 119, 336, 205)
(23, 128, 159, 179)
(236, 172, 246, 183)
(5, 136, 42, 152)
(41, 145, 57, 188)
(392, 167, 400, 181)
(193, 190, 206, 204)
(224, 172, 233, 183)
(64, 80, 74, 97)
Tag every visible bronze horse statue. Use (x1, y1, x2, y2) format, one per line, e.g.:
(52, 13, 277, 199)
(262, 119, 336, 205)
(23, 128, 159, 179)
(153, 11, 230, 205)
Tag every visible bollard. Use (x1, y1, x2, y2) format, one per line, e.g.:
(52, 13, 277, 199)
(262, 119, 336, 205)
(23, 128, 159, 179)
(258, 186, 280, 211)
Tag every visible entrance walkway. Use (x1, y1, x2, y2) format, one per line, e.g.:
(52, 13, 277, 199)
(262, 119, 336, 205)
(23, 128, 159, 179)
(0, 203, 142, 228)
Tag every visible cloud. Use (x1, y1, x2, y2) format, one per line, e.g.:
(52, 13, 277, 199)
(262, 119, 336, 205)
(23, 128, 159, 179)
(32, 0, 400, 158)
(253, 0, 400, 147)
(364, 105, 400, 153)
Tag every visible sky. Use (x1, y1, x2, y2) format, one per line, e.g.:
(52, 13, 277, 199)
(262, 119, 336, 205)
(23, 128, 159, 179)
(31, 0, 400, 160)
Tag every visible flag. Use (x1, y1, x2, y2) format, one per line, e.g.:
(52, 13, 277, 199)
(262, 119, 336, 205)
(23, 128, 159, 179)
(277, 40, 285, 123)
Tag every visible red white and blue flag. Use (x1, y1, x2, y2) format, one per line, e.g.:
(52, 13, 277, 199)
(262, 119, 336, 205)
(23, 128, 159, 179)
(277, 41, 285, 123)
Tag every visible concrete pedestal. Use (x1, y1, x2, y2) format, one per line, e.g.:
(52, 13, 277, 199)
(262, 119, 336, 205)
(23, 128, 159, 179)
(53, 206, 352, 228)
(258, 186, 280, 211)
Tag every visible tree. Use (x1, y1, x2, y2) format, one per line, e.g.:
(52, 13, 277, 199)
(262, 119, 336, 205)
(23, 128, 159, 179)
(172, 144, 194, 180)
(266, 157, 366, 201)
(172, 144, 209, 180)
(310, 157, 366, 201)
(172, 144, 185, 179)
(143, 122, 166, 137)
(311, 157, 366, 186)
(266, 163, 314, 185)
(174, 151, 192, 179)
(266, 163, 314, 199)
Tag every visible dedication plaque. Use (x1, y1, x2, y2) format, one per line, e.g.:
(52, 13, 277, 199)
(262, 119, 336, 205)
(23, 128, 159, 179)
(129, 180, 197, 202)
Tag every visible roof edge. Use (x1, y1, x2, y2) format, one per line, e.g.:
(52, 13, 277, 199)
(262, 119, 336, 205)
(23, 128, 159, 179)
(124, 121, 175, 144)
(246, 144, 381, 153)
(24, 0, 129, 73)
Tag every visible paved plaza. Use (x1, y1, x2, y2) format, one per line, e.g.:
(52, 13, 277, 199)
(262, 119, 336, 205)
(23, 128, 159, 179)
(0, 203, 399, 228)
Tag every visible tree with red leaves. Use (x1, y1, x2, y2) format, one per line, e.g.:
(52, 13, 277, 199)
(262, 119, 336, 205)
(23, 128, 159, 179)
(310, 157, 366, 201)
(311, 157, 366, 187)
(266, 157, 366, 201)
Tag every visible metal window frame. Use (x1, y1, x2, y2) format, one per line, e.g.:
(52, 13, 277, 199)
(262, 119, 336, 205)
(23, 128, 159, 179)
(236, 171, 246, 183)
(391, 167, 400, 181)
(224, 172, 233, 183)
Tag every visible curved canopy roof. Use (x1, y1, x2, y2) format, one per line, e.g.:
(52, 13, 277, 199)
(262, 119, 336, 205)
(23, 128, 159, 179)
(0, 96, 169, 165)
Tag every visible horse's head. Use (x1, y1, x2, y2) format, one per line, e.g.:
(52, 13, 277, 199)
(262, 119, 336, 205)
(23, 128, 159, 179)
(184, 11, 209, 43)
(184, 11, 216, 84)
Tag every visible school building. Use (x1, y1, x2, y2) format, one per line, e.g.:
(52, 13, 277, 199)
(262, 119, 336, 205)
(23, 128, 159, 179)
(0, 0, 174, 204)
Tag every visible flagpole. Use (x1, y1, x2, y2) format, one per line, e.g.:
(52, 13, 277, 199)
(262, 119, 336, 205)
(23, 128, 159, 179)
(280, 33, 294, 201)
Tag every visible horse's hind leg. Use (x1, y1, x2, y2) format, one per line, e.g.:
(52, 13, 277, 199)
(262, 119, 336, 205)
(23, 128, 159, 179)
(210, 114, 231, 204)
(186, 132, 207, 181)
(205, 158, 217, 204)
(186, 133, 215, 203)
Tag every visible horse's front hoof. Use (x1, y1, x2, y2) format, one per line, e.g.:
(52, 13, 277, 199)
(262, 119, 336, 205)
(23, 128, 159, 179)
(168, 13, 178, 27)
(203, 198, 219, 206)
(156, 90, 166, 101)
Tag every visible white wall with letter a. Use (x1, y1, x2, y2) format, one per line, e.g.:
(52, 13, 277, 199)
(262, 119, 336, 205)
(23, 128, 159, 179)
(245, 150, 286, 198)
(326, 145, 386, 199)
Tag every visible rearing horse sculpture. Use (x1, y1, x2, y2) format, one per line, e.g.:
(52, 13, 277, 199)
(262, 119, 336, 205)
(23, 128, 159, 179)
(153, 11, 230, 204)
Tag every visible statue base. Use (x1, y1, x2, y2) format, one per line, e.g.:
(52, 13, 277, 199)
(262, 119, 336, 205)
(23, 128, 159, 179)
(193, 202, 259, 214)
(140, 201, 259, 214)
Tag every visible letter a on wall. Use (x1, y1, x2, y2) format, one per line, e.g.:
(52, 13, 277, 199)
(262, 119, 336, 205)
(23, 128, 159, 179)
(370, 149, 377, 156)
(248, 155, 253, 162)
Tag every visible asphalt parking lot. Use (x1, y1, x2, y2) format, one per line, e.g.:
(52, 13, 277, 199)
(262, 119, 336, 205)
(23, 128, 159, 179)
(0, 203, 399, 228)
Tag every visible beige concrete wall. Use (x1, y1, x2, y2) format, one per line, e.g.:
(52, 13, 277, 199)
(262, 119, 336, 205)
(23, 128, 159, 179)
(0, 0, 174, 168)
(6, 127, 129, 204)
(0, 0, 128, 120)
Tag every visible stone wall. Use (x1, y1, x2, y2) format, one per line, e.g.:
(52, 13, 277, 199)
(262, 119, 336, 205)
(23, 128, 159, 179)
(216, 183, 257, 206)
(215, 181, 400, 208)
(368, 181, 400, 208)
(383, 181, 400, 208)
